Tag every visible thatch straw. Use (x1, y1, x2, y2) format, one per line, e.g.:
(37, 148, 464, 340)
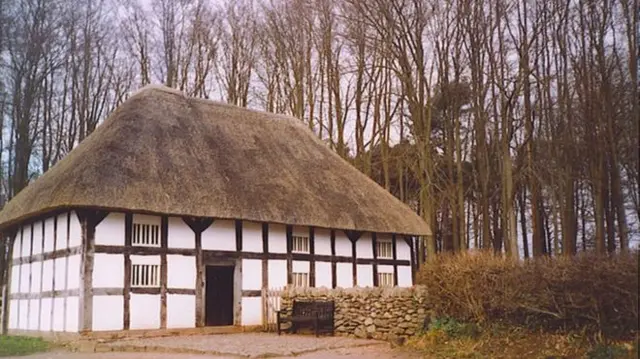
(0, 85, 430, 236)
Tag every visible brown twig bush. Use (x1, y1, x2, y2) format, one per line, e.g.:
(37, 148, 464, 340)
(416, 250, 639, 339)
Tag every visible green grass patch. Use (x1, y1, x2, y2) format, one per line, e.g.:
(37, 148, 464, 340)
(0, 336, 49, 357)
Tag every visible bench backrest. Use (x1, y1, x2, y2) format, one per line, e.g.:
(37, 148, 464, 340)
(292, 300, 334, 318)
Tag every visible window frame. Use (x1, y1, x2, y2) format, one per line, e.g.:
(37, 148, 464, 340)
(291, 234, 310, 254)
(131, 263, 160, 288)
(376, 240, 393, 259)
(291, 272, 309, 288)
(377, 272, 394, 287)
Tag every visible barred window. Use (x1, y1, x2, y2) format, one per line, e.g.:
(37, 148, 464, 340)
(131, 264, 160, 287)
(378, 272, 394, 287)
(132, 223, 160, 247)
(376, 241, 393, 259)
(292, 235, 309, 253)
(292, 272, 309, 287)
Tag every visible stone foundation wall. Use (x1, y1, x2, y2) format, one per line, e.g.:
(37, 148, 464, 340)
(279, 286, 429, 340)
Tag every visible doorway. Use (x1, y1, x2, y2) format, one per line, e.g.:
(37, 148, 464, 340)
(205, 265, 235, 326)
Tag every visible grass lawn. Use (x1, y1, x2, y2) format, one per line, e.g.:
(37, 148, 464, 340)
(0, 336, 49, 357)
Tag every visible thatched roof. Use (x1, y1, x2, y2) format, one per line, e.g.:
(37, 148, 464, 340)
(0, 85, 430, 236)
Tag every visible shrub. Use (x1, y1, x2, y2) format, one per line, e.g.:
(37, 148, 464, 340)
(416, 250, 639, 340)
(426, 317, 480, 339)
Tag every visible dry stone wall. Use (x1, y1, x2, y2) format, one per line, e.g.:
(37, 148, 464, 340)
(279, 286, 430, 340)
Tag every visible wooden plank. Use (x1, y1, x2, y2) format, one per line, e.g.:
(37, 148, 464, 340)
(77, 210, 106, 332)
(392, 234, 398, 286)
(286, 225, 292, 286)
(372, 233, 378, 287)
(10, 289, 81, 300)
(160, 216, 168, 329)
(330, 230, 336, 289)
(261, 223, 268, 327)
(309, 227, 315, 287)
(242, 290, 262, 297)
(236, 220, 243, 252)
(123, 213, 132, 330)
(1, 231, 16, 334)
(12, 246, 83, 265)
(38, 220, 45, 330)
(345, 231, 362, 287)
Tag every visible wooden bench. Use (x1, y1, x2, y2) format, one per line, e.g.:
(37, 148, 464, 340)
(276, 300, 335, 337)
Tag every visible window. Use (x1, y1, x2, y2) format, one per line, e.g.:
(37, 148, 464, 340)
(132, 222, 160, 247)
(292, 272, 309, 287)
(131, 264, 160, 287)
(376, 240, 393, 259)
(378, 272, 394, 287)
(292, 235, 309, 253)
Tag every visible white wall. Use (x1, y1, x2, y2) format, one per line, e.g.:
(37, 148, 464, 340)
(21, 225, 31, 257)
(52, 297, 65, 331)
(93, 254, 124, 288)
(65, 296, 79, 332)
(267, 260, 287, 289)
(130, 294, 160, 330)
(12, 231, 21, 259)
(356, 233, 373, 258)
(335, 231, 351, 256)
(93, 296, 124, 331)
(8, 300, 18, 329)
(315, 261, 332, 288)
(18, 300, 28, 330)
(66, 254, 81, 290)
(315, 229, 331, 255)
(168, 216, 194, 249)
(40, 298, 52, 331)
(68, 211, 82, 248)
(241, 297, 262, 326)
(292, 261, 309, 273)
(167, 294, 195, 328)
(356, 264, 373, 287)
(43, 217, 55, 253)
(95, 213, 125, 246)
(397, 266, 412, 287)
(30, 262, 41, 293)
(202, 219, 236, 251)
(28, 299, 39, 330)
(268, 224, 286, 253)
(242, 259, 261, 290)
(57, 212, 69, 249)
(32, 221, 43, 256)
(336, 263, 353, 288)
(242, 221, 262, 253)
(396, 237, 411, 261)
(19, 263, 29, 293)
(54, 257, 66, 291)
(167, 255, 196, 289)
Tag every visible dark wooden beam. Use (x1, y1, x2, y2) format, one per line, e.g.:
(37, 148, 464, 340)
(330, 230, 336, 289)
(38, 220, 45, 330)
(77, 209, 106, 332)
(180, 216, 212, 328)
(49, 216, 57, 330)
(242, 290, 262, 297)
(392, 234, 399, 286)
(346, 231, 362, 287)
(372, 233, 378, 287)
(26, 222, 33, 331)
(123, 213, 132, 330)
(12, 246, 83, 265)
(236, 220, 243, 252)
(309, 227, 315, 287)
(63, 212, 71, 331)
(286, 225, 292, 286)
(160, 216, 168, 329)
(1, 230, 16, 335)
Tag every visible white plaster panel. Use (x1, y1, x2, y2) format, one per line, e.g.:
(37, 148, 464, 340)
(52, 297, 65, 331)
(242, 259, 262, 290)
(242, 221, 262, 253)
(95, 213, 125, 246)
(9, 300, 18, 329)
(28, 299, 39, 330)
(241, 297, 262, 326)
(40, 298, 52, 331)
(19, 264, 29, 293)
(130, 255, 160, 265)
(167, 255, 196, 289)
(336, 263, 353, 288)
(30, 262, 41, 293)
(93, 296, 124, 331)
(12, 232, 22, 258)
(10, 264, 20, 294)
(44, 217, 55, 253)
(315, 261, 332, 288)
(66, 255, 81, 290)
(168, 217, 195, 249)
(133, 214, 161, 225)
(65, 296, 79, 332)
(292, 261, 309, 273)
(54, 258, 66, 291)
(396, 237, 411, 261)
(21, 225, 31, 257)
(18, 300, 28, 330)
(378, 264, 393, 273)
(202, 219, 236, 251)
(32, 221, 44, 256)
(57, 213, 69, 249)
(42, 260, 54, 292)
(68, 211, 82, 248)
(357, 264, 373, 287)
(93, 254, 124, 288)
(334, 231, 352, 256)
(167, 294, 195, 328)
(292, 226, 309, 239)
(268, 224, 287, 254)
(397, 266, 413, 287)
(356, 233, 373, 259)
(267, 260, 287, 289)
(130, 294, 161, 330)
(314, 229, 331, 256)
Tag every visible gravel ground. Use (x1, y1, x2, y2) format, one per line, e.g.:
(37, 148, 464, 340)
(99, 333, 384, 357)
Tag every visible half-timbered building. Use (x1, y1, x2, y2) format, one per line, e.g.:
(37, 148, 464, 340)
(0, 85, 430, 335)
